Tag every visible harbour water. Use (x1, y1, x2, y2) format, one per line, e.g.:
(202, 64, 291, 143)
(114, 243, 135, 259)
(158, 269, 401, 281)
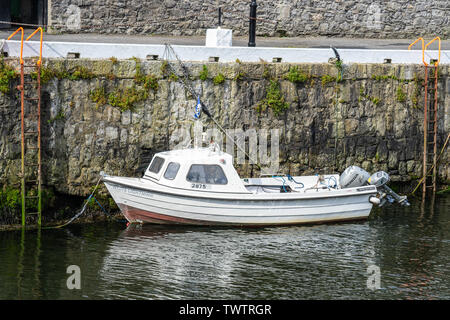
(0, 194, 449, 300)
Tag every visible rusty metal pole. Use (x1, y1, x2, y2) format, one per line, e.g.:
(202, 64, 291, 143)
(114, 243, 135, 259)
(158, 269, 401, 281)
(422, 66, 428, 195)
(37, 63, 42, 226)
(20, 63, 25, 226)
(248, 0, 257, 47)
(432, 66, 438, 193)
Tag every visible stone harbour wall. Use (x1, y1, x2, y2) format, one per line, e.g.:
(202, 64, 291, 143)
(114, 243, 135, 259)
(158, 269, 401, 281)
(0, 57, 449, 196)
(48, 0, 450, 38)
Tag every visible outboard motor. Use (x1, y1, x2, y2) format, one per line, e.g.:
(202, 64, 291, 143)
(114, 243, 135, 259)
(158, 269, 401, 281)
(340, 166, 410, 207)
(367, 171, 410, 206)
(339, 166, 370, 188)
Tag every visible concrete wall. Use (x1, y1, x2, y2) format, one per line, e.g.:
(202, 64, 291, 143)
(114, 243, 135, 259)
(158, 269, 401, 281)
(0, 58, 449, 196)
(47, 0, 450, 39)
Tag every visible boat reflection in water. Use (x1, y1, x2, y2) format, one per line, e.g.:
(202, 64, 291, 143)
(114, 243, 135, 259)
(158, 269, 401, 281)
(97, 222, 381, 299)
(99, 224, 243, 298)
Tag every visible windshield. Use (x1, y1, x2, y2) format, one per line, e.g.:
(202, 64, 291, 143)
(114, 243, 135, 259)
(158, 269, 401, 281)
(186, 165, 228, 185)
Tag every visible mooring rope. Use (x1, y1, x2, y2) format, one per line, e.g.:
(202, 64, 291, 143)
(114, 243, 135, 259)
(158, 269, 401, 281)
(43, 176, 103, 229)
(162, 44, 263, 171)
(331, 46, 343, 173)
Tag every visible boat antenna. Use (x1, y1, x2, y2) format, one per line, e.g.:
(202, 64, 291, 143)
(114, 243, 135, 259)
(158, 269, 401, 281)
(162, 44, 262, 170)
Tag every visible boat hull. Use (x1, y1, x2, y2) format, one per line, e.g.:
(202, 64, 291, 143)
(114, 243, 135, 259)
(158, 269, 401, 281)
(104, 179, 376, 226)
(117, 203, 370, 226)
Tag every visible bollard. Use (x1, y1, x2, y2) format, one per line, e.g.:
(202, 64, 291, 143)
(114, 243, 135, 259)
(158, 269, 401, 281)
(248, 0, 257, 47)
(218, 7, 222, 27)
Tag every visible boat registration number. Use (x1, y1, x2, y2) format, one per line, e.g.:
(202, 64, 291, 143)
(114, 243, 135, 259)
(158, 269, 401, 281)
(191, 183, 208, 189)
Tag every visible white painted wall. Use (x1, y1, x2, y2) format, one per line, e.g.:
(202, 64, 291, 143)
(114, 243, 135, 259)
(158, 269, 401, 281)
(3, 40, 449, 65)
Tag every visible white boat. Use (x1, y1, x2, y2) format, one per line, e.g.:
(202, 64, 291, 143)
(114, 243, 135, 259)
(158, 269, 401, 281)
(101, 145, 408, 226)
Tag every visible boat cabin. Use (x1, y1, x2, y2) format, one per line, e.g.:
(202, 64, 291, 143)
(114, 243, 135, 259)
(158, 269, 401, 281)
(143, 148, 249, 193)
(143, 147, 340, 194)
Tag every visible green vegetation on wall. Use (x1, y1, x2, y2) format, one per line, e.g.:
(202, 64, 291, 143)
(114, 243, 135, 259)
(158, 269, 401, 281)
(47, 109, 65, 124)
(233, 71, 246, 81)
(134, 58, 159, 92)
(31, 65, 95, 84)
(411, 74, 422, 108)
(262, 63, 271, 80)
(89, 58, 160, 111)
(90, 86, 108, 108)
(321, 74, 336, 86)
(284, 66, 308, 83)
(335, 60, 343, 82)
(256, 80, 289, 116)
(199, 65, 208, 81)
(160, 60, 179, 81)
(359, 87, 381, 105)
(0, 58, 18, 94)
(396, 85, 406, 102)
(213, 73, 225, 85)
(90, 85, 150, 112)
(108, 86, 149, 112)
(0, 187, 55, 213)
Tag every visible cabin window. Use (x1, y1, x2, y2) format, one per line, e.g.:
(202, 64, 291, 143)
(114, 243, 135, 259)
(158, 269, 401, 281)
(148, 156, 165, 174)
(186, 165, 228, 185)
(163, 162, 180, 180)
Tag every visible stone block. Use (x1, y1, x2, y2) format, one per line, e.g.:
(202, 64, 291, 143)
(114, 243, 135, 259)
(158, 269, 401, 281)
(105, 127, 119, 141)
